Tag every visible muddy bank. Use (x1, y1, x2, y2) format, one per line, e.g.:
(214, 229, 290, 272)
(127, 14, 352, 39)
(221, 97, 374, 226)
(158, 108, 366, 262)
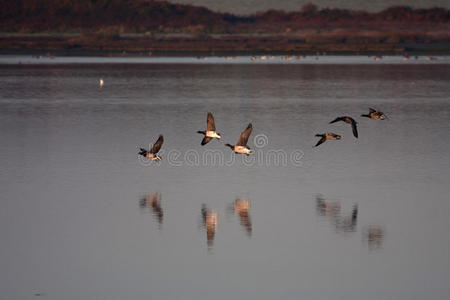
(1, 32, 449, 55)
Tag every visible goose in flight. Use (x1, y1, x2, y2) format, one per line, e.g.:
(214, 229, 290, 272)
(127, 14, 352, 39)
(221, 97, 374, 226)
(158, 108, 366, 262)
(197, 112, 221, 145)
(139, 135, 164, 161)
(361, 108, 386, 120)
(225, 123, 253, 155)
(314, 133, 341, 147)
(330, 116, 358, 138)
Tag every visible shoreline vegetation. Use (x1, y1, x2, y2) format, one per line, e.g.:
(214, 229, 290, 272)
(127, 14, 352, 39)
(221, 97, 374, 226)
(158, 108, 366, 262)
(0, 0, 449, 55)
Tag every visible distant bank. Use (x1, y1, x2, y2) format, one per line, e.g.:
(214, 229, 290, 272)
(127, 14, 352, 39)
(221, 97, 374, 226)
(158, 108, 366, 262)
(1, 1, 449, 55)
(1, 32, 449, 56)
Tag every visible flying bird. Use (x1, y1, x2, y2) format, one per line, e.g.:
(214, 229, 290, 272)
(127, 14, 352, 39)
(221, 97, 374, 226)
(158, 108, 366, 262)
(361, 108, 387, 120)
(139, 135, 164, 161)
(330, 116, 358, 138)
(314, 133, 341, 147)
(225, 123, 253, 155)
(197, 112, 221, 145)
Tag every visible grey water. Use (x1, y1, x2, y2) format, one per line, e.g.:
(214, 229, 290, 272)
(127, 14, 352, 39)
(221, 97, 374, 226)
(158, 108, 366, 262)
(0, 56, 449, 300)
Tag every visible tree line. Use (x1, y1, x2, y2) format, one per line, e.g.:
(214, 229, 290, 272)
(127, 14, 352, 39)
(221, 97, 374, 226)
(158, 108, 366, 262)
(1, 0, 448, 33)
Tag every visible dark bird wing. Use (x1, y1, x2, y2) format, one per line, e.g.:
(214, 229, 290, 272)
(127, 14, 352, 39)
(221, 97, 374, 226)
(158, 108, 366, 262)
(350, 118, 358, 138)
(150, 135, 164, 154)
(207, 112, 216, 131)
(237, 123, 252, 146)
(201, 136, 212, 146)
(330, 117, 344, 124)
(315, 136, 326, 147)
(369, 107, 377, 113)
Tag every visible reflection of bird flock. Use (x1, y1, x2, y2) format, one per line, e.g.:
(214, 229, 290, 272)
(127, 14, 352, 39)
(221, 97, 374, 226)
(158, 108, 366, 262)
(141, 197, 252, 249)
(141, 193, 383, 250)
(316, 195, 385, 249)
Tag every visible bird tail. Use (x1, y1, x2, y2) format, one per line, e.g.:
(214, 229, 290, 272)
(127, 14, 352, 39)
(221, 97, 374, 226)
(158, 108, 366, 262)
(225, 144, 234, 149)
(361, 114, 370, 118)
(315, 134, 324, 137)
(197, 131, 205, 135)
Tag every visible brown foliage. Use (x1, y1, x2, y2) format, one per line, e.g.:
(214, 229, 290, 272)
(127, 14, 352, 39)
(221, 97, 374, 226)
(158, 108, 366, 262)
(0, 0, 448, 33)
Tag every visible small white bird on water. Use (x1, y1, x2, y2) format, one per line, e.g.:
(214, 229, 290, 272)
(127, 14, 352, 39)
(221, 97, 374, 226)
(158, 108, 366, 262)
(99, 78, 104, 87)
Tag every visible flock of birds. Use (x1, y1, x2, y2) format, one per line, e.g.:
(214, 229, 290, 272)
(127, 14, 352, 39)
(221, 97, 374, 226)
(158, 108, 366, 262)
(315, 107, 387, 147)
(139, 112, 254, 160)
(138, 108, 387, 160)
(196, 54, 438, 62)
(136, 109, 388, 249)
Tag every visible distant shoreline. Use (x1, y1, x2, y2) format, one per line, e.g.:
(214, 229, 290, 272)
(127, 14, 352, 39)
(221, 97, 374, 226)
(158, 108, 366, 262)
(2, 1, 449, 55)
(1, 33, 449, 56)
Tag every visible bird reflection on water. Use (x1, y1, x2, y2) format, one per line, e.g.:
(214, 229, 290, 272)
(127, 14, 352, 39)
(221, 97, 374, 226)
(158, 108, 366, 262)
(315, 194, 358, 234)
(316, 194, 340, 218)
(232, 198, 252, 237)
(140, 193, 163, 226)
(333, 204, 358, 233)
(201, 204, 218, 250)
(364, 225, 385, 250)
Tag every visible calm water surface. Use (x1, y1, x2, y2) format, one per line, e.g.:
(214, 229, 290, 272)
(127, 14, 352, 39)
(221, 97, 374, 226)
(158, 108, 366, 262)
(1, 57, 449, 299)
